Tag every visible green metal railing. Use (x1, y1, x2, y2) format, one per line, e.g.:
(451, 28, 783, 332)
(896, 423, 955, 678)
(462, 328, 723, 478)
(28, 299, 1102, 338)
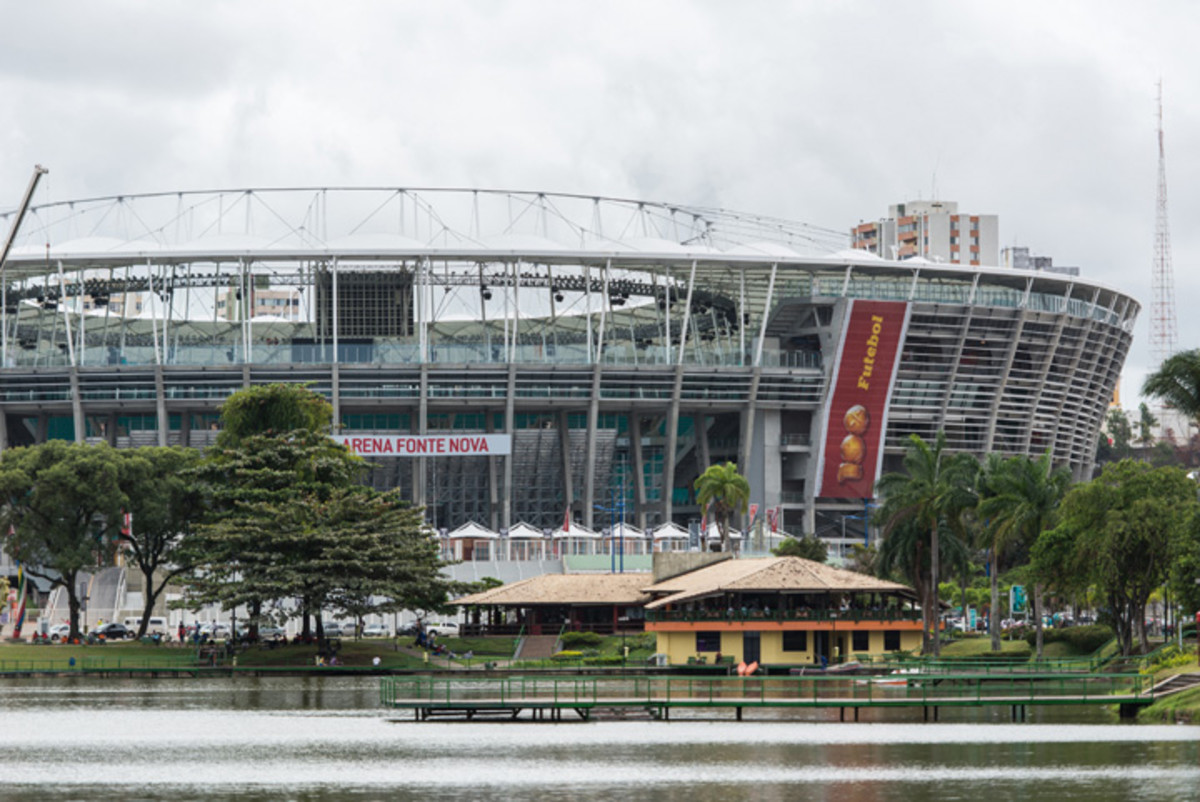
(381, 671, 1148, 710)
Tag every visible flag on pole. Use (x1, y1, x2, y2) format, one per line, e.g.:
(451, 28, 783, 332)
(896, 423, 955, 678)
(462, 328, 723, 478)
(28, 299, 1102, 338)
(12, 562, 26, 639)
(121, 510, 132, 536)
(749, 503, 759, 525)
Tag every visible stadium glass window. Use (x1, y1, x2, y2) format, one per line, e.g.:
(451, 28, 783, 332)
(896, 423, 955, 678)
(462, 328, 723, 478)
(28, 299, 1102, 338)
(695, 632, 722, 652)
(782, 631, 808, 652)
(884, 630, 901, 651)
(852, 631, 870, 652)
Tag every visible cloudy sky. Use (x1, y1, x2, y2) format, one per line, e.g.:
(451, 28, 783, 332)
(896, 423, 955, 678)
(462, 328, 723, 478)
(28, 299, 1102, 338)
(1, 1, 1196, 404)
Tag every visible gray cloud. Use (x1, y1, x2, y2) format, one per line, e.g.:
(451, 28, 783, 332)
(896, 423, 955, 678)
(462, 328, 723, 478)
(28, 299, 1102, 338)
(2, 0, 1197, 402)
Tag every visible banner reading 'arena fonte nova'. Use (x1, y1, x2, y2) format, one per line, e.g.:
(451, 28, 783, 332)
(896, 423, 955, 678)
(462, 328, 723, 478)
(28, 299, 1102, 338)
(814, 300, 911, 499)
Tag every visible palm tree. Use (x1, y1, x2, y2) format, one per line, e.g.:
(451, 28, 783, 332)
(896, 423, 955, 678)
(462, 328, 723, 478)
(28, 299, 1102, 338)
(694, 462, 750, 553)
(1143, 349, 1200, 429)
(875, 432, 978, 655)
(974, 452, 1007, 652)
(977, 452, 1071, 659)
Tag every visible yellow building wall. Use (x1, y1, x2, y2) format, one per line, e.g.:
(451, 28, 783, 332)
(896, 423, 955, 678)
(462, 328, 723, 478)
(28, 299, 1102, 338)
(654, 626, 922, 665)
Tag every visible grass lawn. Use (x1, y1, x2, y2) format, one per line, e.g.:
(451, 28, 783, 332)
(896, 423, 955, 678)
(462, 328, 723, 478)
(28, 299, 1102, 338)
(1138, 683, 1200, 723)
(940, 637, 1033, 659)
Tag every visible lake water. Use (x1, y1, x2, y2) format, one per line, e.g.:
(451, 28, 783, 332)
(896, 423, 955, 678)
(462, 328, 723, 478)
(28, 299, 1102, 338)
(1, 676, 1198, 801)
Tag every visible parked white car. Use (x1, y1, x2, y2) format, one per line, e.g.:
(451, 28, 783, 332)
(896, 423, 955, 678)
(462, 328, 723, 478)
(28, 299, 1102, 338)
(47, 624, 72, 642)
(425, 621, 460, 638)
(363, 623, 390, 638)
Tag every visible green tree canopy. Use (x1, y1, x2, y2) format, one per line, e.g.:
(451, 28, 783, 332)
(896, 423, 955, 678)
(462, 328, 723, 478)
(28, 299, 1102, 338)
(1045, 460, 1197, 655)
(216, 382, 334, 449)
(185, 383, 456, 638)
(772, 534, 828, 563)
(694, 462, 750, 553)
(0, 442, 128, 641)
(118, 447, 204, 639)
(1143, 349, 1200, 430)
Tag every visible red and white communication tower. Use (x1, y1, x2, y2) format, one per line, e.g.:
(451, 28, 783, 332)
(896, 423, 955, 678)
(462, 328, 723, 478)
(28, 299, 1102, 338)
(1151, 81, 1178, 367)
(1150, 81, 1187, 440)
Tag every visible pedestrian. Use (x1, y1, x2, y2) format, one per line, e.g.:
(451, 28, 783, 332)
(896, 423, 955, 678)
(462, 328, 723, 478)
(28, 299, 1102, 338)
(178, 622, 186, 643)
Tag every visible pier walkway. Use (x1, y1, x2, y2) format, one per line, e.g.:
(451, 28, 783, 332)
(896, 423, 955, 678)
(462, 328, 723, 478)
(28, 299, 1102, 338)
(381, 672, 1155, 722)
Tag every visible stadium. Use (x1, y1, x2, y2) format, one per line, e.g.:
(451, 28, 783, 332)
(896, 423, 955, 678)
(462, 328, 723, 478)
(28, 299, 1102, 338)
(0, 187, 1137, 554)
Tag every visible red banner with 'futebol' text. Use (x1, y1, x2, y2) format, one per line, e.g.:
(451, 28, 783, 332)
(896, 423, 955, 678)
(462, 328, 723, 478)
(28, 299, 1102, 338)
(814, 300, 910, 499)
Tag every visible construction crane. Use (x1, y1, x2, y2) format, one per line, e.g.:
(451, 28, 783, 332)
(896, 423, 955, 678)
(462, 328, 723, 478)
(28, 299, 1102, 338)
(0, 164, 49, 364)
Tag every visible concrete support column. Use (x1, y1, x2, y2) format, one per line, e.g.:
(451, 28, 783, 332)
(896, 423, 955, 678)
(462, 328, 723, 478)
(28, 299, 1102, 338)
(695, 413, 710, 472)
(630, 413, 647, 531)
(557, 410, 574, 518)
(583, 364, 602, 529)
(738, 369, 762, 476)
(36, 413, 47, 444)
(107, 412, 118, 446)
(487, 410, 500, 531)
(415, 364, 428, 509)
(330, 363, 341, 434)
(502, 364, 516, 529)
(0, 410, 8, 452)
(68, 367, 85, 443)
(180, 408, 191, 449)
(154, 365, 168, 446)
(663, 365, 685, 524)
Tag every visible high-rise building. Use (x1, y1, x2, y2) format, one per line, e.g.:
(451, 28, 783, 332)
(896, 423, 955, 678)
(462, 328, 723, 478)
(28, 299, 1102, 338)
(1001, 246, 1080, 277)
(851, 200, 999, 266)
(216, 287, 303, 321)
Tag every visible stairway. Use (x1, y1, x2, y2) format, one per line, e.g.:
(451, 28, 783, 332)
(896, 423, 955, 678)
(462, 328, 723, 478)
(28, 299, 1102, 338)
(1150, 672, 1200, 697)
(515, 634, 560, 661)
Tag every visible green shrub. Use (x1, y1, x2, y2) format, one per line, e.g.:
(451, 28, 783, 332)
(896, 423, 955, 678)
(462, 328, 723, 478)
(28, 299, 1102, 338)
(561, 631, 604, 648)
(550, 650, 583, 661)
(1023, 624, 1113, 654)
(582, 654, 624, 665)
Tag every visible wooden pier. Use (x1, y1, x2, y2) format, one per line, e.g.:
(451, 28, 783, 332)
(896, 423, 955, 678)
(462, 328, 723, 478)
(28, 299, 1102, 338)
(381, 672, 1155, 722)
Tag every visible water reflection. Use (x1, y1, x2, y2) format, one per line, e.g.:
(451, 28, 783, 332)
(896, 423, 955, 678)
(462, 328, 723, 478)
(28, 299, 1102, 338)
(0, 677, 1195, 802)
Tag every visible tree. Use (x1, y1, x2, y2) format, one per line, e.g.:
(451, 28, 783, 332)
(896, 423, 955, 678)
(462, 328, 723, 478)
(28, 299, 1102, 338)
(1143, 349, 1200, 428)
(977, 452, 1071, 659)
(184, 427, 366, 637)
(216, 382, 333, 448)
(0, 442, 127, 641)
(1136, 402, 1159, 448)
(972, 452, 1005, 651)
(117, 447, 204, 639)
(1100, 408, 1133, 463)
(184, 383, 457, 639)
(1049, 460, 1197, 655)
(772, 534, 828, 563)
(875, 432, 978, 655)
(694, 462, 749, 553)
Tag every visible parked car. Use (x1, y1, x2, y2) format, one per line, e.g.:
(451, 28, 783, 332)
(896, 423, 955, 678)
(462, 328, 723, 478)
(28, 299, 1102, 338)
(199, 623, 230, 639)
(91, 622, 131, 640)
(258, 626, 287, 642)
(47, 624, 72, 642)
(321, 622, 343, 638)
(363, 623, 390, 638)
(425, 621, 460, 638)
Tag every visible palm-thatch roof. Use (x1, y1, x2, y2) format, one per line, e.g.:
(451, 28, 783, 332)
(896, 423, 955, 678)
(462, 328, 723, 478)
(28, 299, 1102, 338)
(642, 557, 914, 610)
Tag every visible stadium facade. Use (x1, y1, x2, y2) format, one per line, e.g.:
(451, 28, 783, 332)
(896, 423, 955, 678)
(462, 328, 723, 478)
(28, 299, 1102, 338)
(0, 188, 1137, 551)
